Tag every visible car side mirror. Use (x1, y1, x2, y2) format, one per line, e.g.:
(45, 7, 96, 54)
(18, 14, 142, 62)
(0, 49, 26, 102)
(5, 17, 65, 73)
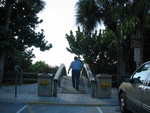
(147, 81, 150, 86)
(130, 79, 134, 83)
(122, 76, 130, 82)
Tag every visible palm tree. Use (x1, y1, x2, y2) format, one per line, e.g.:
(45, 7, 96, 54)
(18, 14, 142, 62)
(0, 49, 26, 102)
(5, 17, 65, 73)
(75, 0, 150, 86)
(75, 0, 124, 86)
(75, 0, 102, 34)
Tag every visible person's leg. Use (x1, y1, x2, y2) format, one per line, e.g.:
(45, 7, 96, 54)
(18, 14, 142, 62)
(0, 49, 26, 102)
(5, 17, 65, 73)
(75, 70, 80, 90)
(72, 70, 75, 88)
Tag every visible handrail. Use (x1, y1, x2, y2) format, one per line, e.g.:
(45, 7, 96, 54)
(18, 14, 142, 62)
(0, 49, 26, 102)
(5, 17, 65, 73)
(83, 64, 96, 98)
(53, 63, 67, 97)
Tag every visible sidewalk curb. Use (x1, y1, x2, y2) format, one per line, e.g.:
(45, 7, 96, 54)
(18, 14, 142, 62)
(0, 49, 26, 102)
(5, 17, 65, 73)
(28, 101, 119, 106)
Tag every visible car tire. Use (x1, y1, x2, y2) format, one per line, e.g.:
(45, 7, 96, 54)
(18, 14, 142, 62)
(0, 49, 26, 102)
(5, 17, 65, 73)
(119, 93, 130, 113)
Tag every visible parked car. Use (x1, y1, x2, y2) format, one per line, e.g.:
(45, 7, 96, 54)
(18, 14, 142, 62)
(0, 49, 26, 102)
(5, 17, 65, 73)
(118, 61, 150, 113)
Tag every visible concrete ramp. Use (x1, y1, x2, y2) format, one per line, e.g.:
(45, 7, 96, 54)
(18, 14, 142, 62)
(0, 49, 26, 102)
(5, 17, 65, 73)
(58, 76, 91, 94)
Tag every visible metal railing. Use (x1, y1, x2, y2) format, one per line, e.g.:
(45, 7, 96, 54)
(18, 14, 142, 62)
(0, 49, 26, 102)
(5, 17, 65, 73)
(82, 64, 96, 98)
(53, 63, 67, 97)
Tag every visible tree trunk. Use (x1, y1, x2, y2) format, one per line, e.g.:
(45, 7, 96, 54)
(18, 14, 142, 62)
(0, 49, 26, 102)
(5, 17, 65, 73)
(116, 36, 123, 87)
(113, 29, 123, 87)
(0, 0, 12, 86)
(0, 51, 6, 86)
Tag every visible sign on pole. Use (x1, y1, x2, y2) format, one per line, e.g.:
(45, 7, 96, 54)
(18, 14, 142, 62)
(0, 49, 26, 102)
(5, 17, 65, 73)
(131, 34, 142, 68)
(131, 35, 142, 48)
(134, 48, 140, 62)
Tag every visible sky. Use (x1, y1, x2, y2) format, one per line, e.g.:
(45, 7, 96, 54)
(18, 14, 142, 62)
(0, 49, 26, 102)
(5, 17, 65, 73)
(33, 0, 78, 70)
(33, 0, 105, 72)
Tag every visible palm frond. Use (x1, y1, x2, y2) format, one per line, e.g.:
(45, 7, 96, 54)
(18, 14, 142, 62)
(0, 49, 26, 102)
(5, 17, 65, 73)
(75, 0, 102, 33)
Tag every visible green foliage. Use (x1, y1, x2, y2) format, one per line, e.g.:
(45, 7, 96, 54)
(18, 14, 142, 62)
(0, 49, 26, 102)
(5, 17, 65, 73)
(66, 27, 84, 55)
(0, 0, 52, 52)
(66, 27, 117, 74)
(74, 0, 150, 78)
(75, 0, 101, 33)
(3, 59, 58, 85)
(4, 48, 35, 72)
(28, 61, 58, 73)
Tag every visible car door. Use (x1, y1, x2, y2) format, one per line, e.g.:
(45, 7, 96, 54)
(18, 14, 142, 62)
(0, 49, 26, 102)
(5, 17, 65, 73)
(126, 63, 150, 113)
(142, 71, 150, 113)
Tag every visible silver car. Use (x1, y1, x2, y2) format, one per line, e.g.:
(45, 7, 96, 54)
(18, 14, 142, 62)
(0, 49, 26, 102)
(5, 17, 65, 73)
(118, 61, 150, 113)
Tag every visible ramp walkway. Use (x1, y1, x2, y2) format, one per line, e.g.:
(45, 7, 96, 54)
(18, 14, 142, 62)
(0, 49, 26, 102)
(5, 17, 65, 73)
(58, 76, 90, 94)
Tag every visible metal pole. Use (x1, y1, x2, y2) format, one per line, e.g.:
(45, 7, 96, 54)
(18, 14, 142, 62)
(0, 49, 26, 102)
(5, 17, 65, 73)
(15, 71, 18, 98)
(20, 70, 23, 85)
(136, 62, 139, 69)
(14, 64, 19, 98)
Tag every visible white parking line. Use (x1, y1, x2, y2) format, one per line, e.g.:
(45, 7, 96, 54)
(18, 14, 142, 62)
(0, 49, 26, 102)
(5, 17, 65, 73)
(96, 107, 103, 113)
(27, 105, 34, 113)
(16, 105, 27, 113)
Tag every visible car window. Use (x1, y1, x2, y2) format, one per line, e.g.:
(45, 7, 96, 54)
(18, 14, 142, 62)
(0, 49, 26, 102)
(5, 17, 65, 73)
(132, 63, 150, 84)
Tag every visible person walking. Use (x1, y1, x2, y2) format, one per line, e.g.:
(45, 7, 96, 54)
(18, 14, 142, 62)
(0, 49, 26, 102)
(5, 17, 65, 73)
(68, 56, 82, 90)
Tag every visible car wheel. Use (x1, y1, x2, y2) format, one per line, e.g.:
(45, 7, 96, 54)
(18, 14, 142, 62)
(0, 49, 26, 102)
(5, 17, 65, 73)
(119, 93, 130, 113)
